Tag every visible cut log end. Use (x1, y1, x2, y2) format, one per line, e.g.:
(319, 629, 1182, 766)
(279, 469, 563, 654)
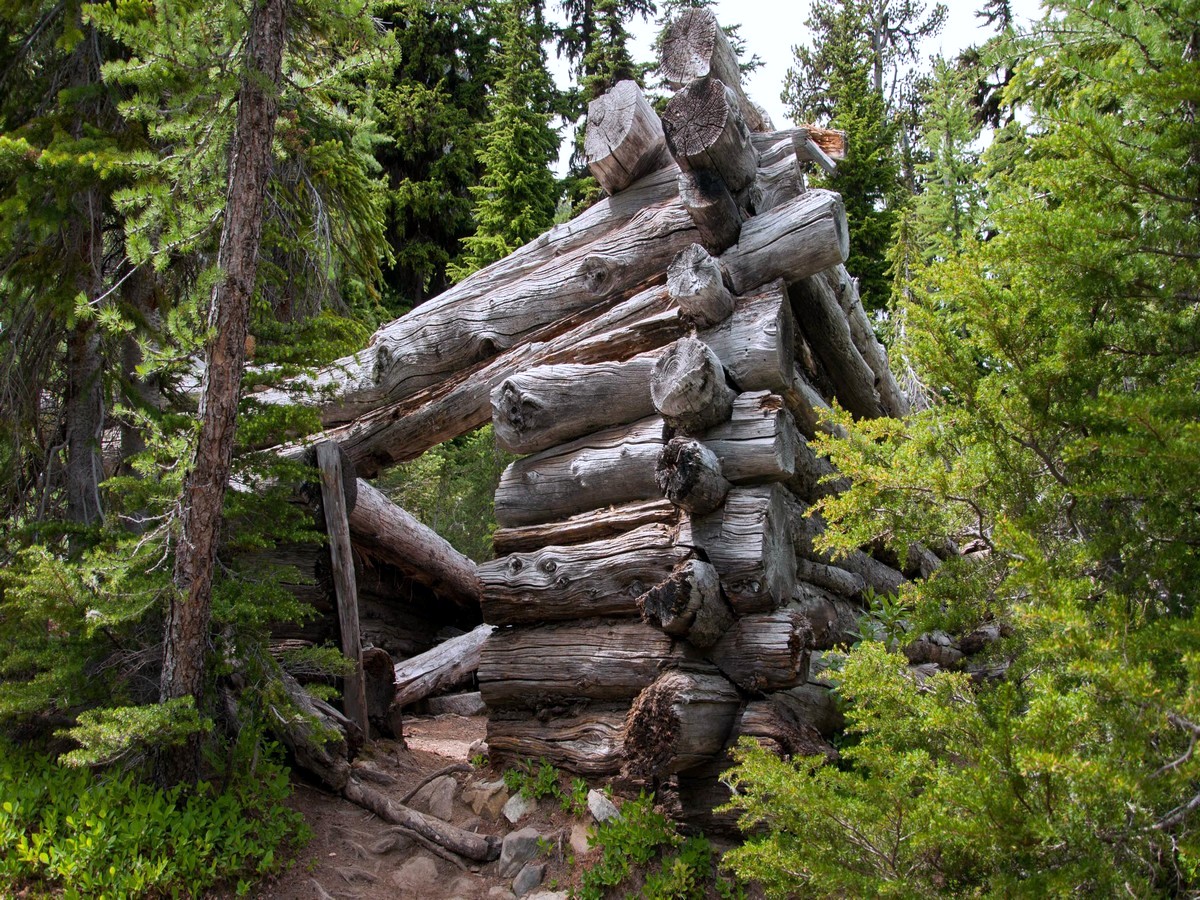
(651, 336, 734, 434)
(637, 559, 733, 648)
(585, 80, 668, 195)
(656, 437, 731, 514)
(667, 243, 734, 327)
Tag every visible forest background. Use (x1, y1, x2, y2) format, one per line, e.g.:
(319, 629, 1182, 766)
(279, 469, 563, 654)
(0, 0, 1197, 896)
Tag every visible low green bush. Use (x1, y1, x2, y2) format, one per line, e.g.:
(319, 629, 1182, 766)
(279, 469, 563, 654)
(0, 740, 308, 897)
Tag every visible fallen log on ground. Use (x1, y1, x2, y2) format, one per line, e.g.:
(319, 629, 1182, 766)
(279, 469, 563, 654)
(343, 778, 500, 862)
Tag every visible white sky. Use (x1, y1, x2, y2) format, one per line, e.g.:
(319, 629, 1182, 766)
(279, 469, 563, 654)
(628, 0, 1047, 127)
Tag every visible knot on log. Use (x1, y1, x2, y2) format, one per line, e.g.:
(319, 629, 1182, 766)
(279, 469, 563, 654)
(578, 254, 622, 296)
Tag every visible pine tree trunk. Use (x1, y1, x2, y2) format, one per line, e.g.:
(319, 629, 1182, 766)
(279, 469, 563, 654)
(159, 0, 286, 784)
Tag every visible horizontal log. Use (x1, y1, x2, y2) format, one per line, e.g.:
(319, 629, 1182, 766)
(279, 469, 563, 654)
(773, 681, 843, 737)
(709, 607, 812, 692)
(787, 434, 848, 502)
(656, 437, 731, 514)
(652, 336, 735, 433)
(668, 242, 734, 328)
(797, 558, 865, 601)
(478, 620, 680, 710)
(637, 559, 733, 648)
(479, 523, 692, 625)
(586, 80, 668, 195)
(789, 270, 884, 420)
(392, 624, 495, 709)
(623, 668, 741, 777)
(721, 190, 849, 296)
(659, 8, 767, 132)
(789, 507, 906, 598)
(737, 699, 838, 761)
(487, 706, 629, 777)
(792, 582, 864, 648)
(751, 126, 847, 163)
(702, 391, 799, 483)
(701, 280, 795, 396)
(492, 351, 660, 455)
(494, 416, 665, 529)
(492, 499, 680, 556)
(663, 77, 758, 196)
(348, 479, 480, 608)
(683, 483, 797, 614)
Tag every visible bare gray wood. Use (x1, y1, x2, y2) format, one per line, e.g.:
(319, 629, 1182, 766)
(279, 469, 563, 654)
(787, 433, 849, 502)
(586, 80, 669, 195)
(709, 607, 813, 692)
(348, 479, 480, 608)
(702, 391, 799, 483)
(796, 559, 866, 602)
(391, 623, 495, 709)
(623, 668, 741, 777)
(783, 363, 835, 439)
(683, 483, 797, 614)
(274, 670, 357, 791)
(668, 243, 734, 327)
(736, 699, 837, 760)
(663, 77, 758, 195)
(752, 126, 848, 162)
(492, 499, 679, 556)
(361, 646, 397, 737)
(772, 681, 844, 737)
(477, 620, 679, 709)
(720, 190, 849, 295)
(491, 351, 660, 455)
(317, 441, 369, 737)
(257, 190, 696, 425)
(487, 706, 628, 777)
(789, 505, 906, 598)
(656, 437, 731, 514)
(651, 336, 735, 433)
(343, 778, 500, 862)
(494, 416, 665, 529)
(752, 152, 806, 214)
(479, 523, 691, 625)
(701, 280, 795, 396)
(789, 270, 885, 420)
(311, 287, 679, 474)
(823, 264, 909, 417)
(677, 169, 742, 253)
(658, 8, 767, 132)
(637, 559, 733, 648)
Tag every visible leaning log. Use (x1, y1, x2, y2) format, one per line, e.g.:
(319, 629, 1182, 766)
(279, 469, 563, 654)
(789, 270, 885, 420)
(651, 336, 735, 434)
(348, 479, 480, 608)
(702, 391, 799, 484)
(493, 416, 665, 529)
(275, 671, 360, 792)
(487, 706, 629, 777)
(656, 437, 731, 514)
(479, 523, 691, 625)
(677, 169, 742, 253)
(720, 190, 849, 295)
(492, 499, 680, 556)
(585, 80, 668, 196)
(708, 607, 813, 692)
(668, 243, 734, 327)
(391, 624, 495, 709)
(637, 559, 734, 648)
(662, 77, 758, 197)
(796, 559, 866, 602)
(477, 620, 679, 710)
(491, 352, 660, 455)
(623, 668, 741, 777)
(343, 778, 500, 862)
(659, 8, 767, 132)
(684, 483, 797, 614)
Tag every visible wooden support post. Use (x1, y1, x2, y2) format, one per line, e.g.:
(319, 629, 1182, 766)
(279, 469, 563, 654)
(316, 441, 369, 738)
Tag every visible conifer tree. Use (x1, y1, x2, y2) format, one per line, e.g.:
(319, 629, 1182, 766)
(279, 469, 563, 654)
(450, 0, 560, 278)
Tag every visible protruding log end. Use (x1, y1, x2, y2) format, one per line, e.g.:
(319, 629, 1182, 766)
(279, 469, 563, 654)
(677, 170, 742, 253)
(623, 669, 741, 778)
(585, 80, 669, 196)
(709, 608, 814, 693)
(668, 243, 735, 327)
(663, 77, 758, 194)
(651, 336, 735, 434)
(637, 558, 733, 648)
(656, 436, 731, 514)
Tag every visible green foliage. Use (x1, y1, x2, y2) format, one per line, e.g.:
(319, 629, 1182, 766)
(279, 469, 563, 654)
(0, 738, 307, 897)
(571, 792, 734, 900)
(503, 757, 566, 803)
(377, 425, 514, 561)
(726, 0, 1200, 894)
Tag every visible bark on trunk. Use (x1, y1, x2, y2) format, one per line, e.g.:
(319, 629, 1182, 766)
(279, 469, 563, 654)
(160, 0, 285, 782)
(64, 317, 104, 530)
(585, 80, 668, 195)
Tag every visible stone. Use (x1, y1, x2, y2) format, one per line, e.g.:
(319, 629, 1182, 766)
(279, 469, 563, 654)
(410, 774, 458, 821)
(503, 791, 536, 824)
(587, 789, 620, 823)
(498, 826, 542, 877)
(526, 892, 569, 900)
(391, 854, 439, 890)
(569, 822, 591, 856)
(446, 873, 487, 899)
(488, 889, 517, 900)
(512, 862, 546, 897)
(463, 778, 509, 819)
(426, 691, 488, 716)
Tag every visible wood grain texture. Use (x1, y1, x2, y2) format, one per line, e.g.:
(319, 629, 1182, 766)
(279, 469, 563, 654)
(492, 499, 680, 556)
(702, 391, 799, 484)
(487, 705, 629, 777)
(656, 437, 731, 514)
(668, 242, 734, 327)
(586, 80, 668, 195)
(663, 77, 758, 194)
(709, 607, 813, 692)
(623, 668, 741, 777)
(651, 336, 735, 433)
(637, 559, 733, 648)
(391, 623, 495, 709)
(676, 169, 742, 253)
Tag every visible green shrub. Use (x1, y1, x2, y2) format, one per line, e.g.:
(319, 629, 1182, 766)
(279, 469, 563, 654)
(0, 739, 308, 897)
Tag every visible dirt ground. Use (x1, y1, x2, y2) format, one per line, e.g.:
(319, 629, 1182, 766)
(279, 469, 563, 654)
(251, 713, 588, 900)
